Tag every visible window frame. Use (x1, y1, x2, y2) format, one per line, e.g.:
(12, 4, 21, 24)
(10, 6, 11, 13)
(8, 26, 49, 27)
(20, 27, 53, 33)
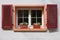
(17, 10, 43, 26)
(13, 5, 47, 32)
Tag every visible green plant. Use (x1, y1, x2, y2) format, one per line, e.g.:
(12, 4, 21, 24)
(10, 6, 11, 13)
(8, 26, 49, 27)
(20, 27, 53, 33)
(20, 22, 28, 25)
(33, 22, 40, 25)
(36, 22, 40, 25)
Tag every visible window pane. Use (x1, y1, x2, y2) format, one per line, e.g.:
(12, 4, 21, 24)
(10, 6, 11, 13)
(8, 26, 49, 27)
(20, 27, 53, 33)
(18, 10, 23, 17)
(31, 18, 36, 25)
(31, 10, 36, 17)
(24, 18, 28, 23)
(18, 18, 22, 25)
(37, 10, 42, 17)
(37, 18, 42, 25)
(24, 10, 28, 17)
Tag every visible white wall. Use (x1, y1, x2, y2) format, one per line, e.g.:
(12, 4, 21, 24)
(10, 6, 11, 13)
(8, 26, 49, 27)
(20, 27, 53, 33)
(0, 0, 60, 40)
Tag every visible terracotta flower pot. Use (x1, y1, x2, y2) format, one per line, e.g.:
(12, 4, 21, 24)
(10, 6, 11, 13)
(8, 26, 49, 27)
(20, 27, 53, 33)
(20, 23, 28, 29)
(20, 25, 28, 29)
(33, 23, 40, 29)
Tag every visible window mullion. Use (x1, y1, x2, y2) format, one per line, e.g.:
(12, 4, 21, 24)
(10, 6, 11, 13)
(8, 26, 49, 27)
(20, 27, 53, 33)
(29, 10, 31, 26)
(36, 10, 37, 23)
(22, 10, 24, 22)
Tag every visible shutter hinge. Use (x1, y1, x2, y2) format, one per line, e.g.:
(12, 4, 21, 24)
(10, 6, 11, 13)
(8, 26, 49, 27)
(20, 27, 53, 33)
(12, 6, 14, 12)
(12, 9, 14, 12)
(46, 8, 47, 11)
(12, 24, 14, 26)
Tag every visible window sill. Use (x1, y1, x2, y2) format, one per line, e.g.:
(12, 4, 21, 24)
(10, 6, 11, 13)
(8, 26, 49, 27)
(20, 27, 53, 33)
(13, 27, 47, 32)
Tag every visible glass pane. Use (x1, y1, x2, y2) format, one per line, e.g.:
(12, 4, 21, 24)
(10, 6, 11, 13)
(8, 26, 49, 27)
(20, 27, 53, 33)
(18, 10, 23, 17)
(31, 18, 36, 25)
(24, 18, 28, 23)
(31, 10, 36, 17)
(37, 18, 42, 25)
(18, 18, 22, 25)
(24, 10, 28, 17)
(37, 10, 42, 17)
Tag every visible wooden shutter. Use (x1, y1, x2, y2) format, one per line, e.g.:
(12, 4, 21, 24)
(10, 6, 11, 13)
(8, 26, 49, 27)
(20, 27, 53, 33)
(2, 5, 12, 30)
(47, 4, 57, 28)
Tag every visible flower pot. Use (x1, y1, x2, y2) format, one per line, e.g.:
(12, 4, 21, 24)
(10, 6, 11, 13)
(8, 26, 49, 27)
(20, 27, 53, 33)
(20, 25, 28, 29)
(33, 23, 40, 29)
(20, 23, 28, 29)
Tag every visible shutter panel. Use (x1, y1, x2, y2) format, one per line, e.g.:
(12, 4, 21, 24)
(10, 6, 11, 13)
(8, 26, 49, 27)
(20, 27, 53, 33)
(2, 5, 12, 30)
(47, 4, 57, 28)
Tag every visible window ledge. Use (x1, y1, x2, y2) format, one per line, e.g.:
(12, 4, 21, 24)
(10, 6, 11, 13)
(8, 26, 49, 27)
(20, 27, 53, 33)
(13, 27, 47, 32)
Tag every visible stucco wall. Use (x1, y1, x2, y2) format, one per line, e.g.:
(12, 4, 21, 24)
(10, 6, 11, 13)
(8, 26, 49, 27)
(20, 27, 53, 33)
(0, 0, 60, 40)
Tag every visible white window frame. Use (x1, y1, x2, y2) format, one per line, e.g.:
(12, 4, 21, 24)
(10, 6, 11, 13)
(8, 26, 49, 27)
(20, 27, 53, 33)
(16, 8, 44, 27)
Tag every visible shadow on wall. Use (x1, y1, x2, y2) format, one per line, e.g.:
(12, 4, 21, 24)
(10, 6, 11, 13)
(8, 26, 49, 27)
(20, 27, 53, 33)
(48, 28, 58, 33)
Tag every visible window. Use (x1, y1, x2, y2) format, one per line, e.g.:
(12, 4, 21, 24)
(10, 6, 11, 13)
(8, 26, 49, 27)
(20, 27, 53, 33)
(17, 9, 43, 27)
(14, 6, 47, 32)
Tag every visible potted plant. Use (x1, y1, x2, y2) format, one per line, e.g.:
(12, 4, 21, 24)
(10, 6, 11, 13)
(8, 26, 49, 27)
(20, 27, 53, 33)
(33, 22, 40, 29)
(19, 22, 28, 29)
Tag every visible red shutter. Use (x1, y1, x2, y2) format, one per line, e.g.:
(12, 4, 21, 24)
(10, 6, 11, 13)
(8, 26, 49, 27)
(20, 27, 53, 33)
(2, 5, 12, 30)
(47, 4, 57, 28)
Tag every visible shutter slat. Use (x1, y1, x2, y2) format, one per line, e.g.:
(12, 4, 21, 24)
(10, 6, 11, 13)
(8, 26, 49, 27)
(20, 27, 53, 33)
(47, 4, 57, 28)
(2, 5, 12, 30)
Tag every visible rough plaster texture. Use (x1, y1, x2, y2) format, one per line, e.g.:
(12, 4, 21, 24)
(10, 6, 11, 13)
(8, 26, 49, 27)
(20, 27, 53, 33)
(0, 0, 60, 40)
